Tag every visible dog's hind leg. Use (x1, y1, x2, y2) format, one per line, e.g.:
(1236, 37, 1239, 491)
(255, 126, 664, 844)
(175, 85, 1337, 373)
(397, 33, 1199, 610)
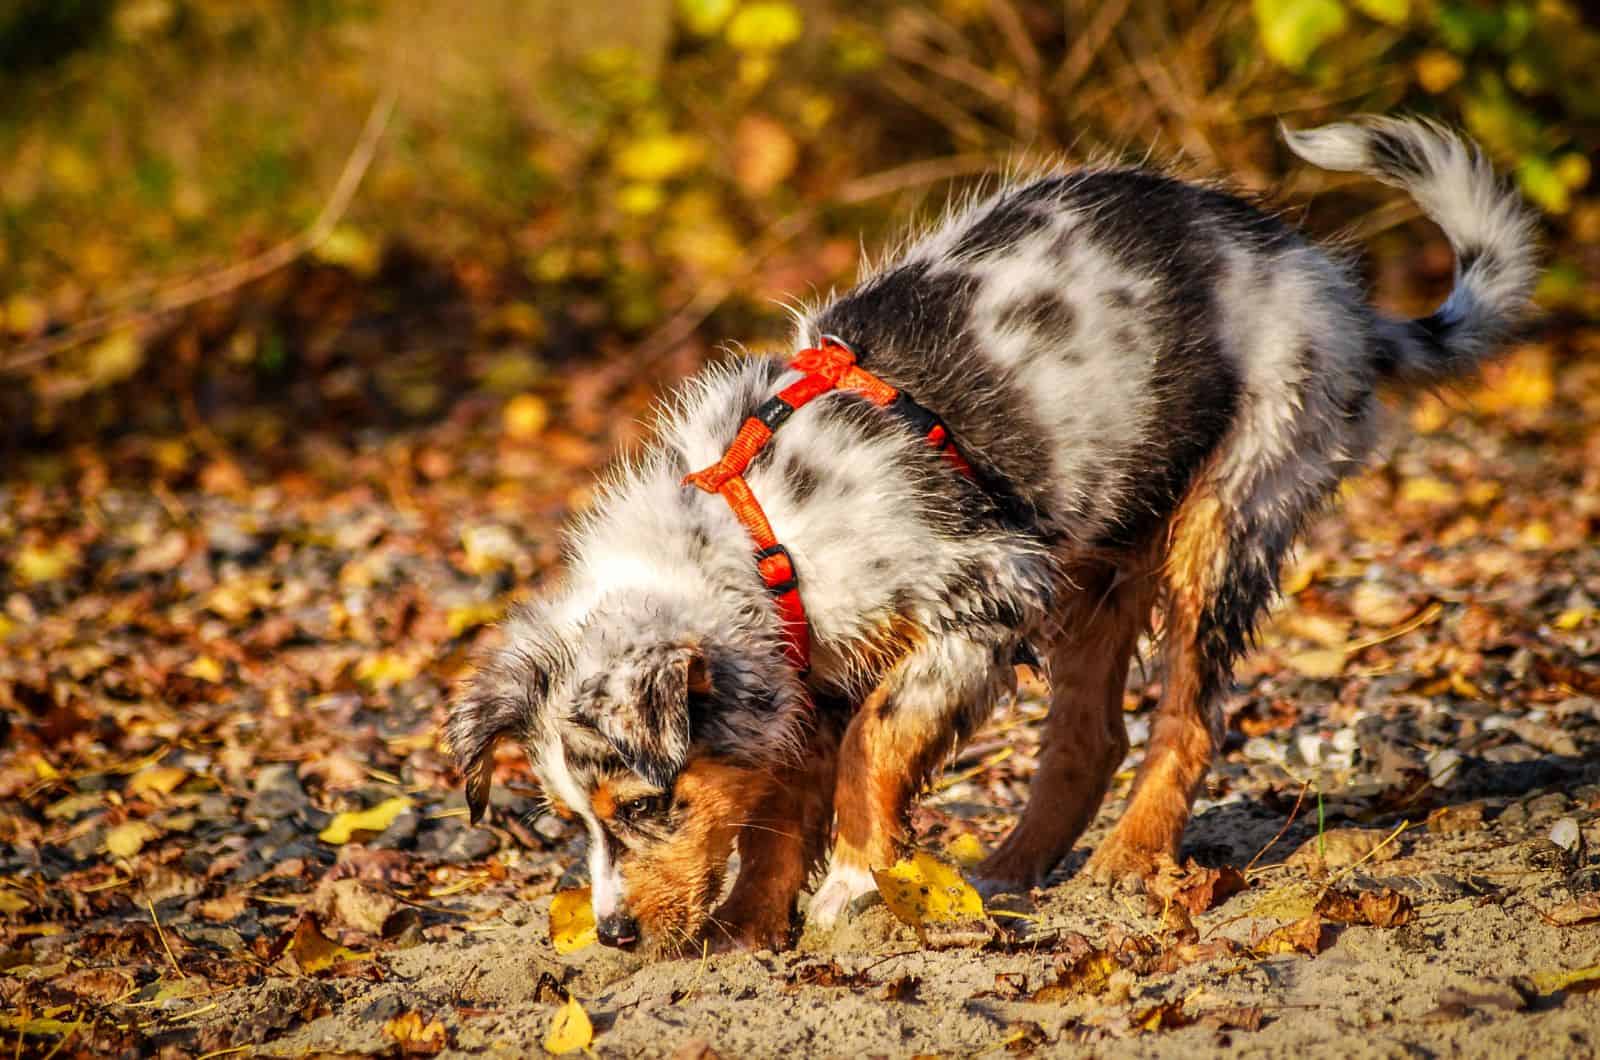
(974, 563, 1157, 894)
(808, 633, 1018, 926)
(1087, 473, 1302, 888)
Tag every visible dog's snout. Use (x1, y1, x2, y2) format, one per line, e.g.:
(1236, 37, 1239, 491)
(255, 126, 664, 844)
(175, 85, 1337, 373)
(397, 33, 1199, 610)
(596, 912, 640, 949)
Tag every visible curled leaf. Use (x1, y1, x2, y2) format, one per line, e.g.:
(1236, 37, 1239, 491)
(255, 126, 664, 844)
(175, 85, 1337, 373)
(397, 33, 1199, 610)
(871, 852, 984, 932)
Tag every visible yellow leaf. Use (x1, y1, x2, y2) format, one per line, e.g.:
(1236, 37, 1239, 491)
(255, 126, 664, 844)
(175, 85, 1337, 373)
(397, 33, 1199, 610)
(544, 994, 594, 1055)
(1352, 0, 1407, 25)
(0, 888, 30, 915)
(105, 820, 162, 859)
(13, 541, 80, 585)
(286, 915, 370, 974)
(314, 225, 381, 277)
(1253, 0, 1347, 70)
(447, 600, 506, 638)
(0, 1015, 81, 1037)
(355, 652, 422, 689)
(872, 852, 984, 930)
(726, 2, 803, 51)
(319, 796, 414, 845)
(1398, 476, 1460, 506)
(677, 0, 736, 35)
(86, 329, 144, 386)
(383, 1010, 448, 1050)
(1473, 346, 1553, 413)
(1416, 50, 1464, 93)
(733, 114, 798, 196)
(503, 394, 550, 441)
(1532, 965, 1600, 995)
(1555, 608, 1593, 631)
(945, 833, 986, 869)
(128, 766, 190, 798)
(549, 888, 598, 954)
(183, 655, 226, 684)
(615, 134, 703, 182)
(1285, 648, 1346, 679)
(4, 293, 47, 335)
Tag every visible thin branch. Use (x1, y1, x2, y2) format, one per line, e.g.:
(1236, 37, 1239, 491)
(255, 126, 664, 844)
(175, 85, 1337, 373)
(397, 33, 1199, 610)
(2, 84, 399, 375)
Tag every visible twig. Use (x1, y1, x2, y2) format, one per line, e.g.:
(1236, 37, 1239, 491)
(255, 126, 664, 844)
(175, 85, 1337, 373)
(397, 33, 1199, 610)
(1244, 779, 1312, 877)
(1053, 0, 1134, 99)
(148, 898, 187, 980)
(2, 84, 399, 375)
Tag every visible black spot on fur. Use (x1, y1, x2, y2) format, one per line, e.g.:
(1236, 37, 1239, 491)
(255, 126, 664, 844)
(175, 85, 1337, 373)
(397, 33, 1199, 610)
(814, 263, 1054, 531)
(949, 195, 1056, 261)
(783, 459, 822, 503)
(1104, 287, 1137, 309)
(996, 291, 1078, 345)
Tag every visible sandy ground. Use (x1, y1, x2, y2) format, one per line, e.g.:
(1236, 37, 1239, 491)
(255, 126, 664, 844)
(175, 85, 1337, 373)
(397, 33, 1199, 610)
(195, 700, 1600, 1059)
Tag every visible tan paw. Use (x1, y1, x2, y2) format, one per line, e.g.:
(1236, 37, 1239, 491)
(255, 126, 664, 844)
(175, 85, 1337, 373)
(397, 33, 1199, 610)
(1086, 841, 1173, 893)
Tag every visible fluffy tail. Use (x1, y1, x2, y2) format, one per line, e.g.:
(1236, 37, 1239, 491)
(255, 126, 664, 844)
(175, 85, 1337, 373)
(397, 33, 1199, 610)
(1283, 116, 1539, 383)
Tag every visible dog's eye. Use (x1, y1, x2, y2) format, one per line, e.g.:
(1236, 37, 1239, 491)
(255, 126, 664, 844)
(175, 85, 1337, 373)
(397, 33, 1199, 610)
(616, 794, 670, 824)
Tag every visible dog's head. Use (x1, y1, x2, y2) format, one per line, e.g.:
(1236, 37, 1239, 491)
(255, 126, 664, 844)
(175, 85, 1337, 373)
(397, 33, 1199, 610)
(445, 592, 803, 951)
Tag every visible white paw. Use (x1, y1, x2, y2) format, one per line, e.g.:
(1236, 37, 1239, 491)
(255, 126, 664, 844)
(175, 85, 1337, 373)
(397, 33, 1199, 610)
(807, 862, 877, 927)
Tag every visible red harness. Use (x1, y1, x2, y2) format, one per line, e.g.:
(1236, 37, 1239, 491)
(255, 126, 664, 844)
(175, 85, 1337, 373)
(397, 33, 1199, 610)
(682, 336, 974, 675)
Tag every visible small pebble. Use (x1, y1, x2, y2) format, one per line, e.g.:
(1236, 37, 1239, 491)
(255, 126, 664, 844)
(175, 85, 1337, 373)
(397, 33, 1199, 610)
(1549, 817, 1581, 853)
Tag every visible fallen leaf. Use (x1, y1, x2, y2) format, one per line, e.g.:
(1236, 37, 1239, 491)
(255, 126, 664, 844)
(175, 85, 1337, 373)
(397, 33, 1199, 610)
(12, 541, 80, 585)
(1202, 1005, 1264, 1032)
(945, 832, 985, 868)
(787, 960, 869, 989)
(1151, 860, 1248, 915)
(881, 974, 920, 1001)
(1030, 948, 1119, 1000)
(1314, 888, 1413, 928)
(872, 852, 984, 932)
(383, 1010, 447, 1055)
(105, 820, 162, 859)
(1532, 965, 1600, 995)
(549, 888, 598, 954)
(1284, 648, 1346, 679)
(0, 889, 31, 915)
(319, 796, 414, 844)
(283, 914, 370, 975)
(1251, 915, 1330, 956)
(544, 994, 594, 1055)
(503, 394, 550, 441)
(1539, 894, 1600, 927)
(1131, 999, 1193, 1033)
(196, 893, 249, 922)
(128, 765, 190, 798)
(1286, 828, 1401, 872)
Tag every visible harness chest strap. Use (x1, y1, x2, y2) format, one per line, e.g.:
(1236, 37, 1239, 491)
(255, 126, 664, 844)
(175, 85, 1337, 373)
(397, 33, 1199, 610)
(682, 336, 975, 676)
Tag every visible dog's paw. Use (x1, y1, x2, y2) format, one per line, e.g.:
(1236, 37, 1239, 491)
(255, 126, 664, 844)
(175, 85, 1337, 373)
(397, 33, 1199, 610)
(705, 905, 795, 954)
(807, 862, 878, 927)
(1085, 841, 1172, 894)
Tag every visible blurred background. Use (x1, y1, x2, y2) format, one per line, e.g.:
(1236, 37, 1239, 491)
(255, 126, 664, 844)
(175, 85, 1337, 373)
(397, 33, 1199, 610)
(1, 0, 1596, 458)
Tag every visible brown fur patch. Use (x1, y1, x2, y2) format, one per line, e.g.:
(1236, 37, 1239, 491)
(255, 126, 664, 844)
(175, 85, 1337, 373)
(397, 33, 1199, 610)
(830, 680, 956, 875)
(623, 758, 772, 951)
(980, 554, 1159, 889)
(1091, 480, 1226, 883)
(711, 720, 842, 950)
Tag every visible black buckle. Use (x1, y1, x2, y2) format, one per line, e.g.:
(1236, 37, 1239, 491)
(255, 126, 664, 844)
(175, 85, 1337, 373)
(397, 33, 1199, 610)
(753, 543, 799, 596)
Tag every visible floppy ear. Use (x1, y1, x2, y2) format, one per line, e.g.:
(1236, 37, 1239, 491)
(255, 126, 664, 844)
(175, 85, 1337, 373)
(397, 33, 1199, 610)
(587, 646, 710, 788)
(445, 611, 563, 824)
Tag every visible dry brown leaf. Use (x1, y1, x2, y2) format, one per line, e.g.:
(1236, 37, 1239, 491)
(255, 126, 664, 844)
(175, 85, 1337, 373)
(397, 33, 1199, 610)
(1151, 860, 1248, 915)
(1286, 828, 1400, 872)
(1252, 915, 1330, 956)
(283, 914, 370, 975)
(1130, 999, 1193, 1034)
(1314, 888, 1413, 928)
(1030, 948, 1119, 1001)
(1539, 894, 1600, 927)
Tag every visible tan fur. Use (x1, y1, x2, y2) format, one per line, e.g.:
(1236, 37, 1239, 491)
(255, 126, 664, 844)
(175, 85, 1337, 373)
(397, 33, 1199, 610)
(623, 758, 771, 952)
(978, 555, 1159, 889)
(1089, 478, 1228, 884)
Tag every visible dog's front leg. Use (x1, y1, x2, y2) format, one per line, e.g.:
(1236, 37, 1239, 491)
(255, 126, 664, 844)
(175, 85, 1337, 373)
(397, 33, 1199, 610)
(809, 635, 1015, 926)
(706, 718, 841, 951)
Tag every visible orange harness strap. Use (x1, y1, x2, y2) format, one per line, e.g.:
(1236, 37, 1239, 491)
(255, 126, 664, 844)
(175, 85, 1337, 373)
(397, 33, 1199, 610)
(683, 336, 975, 676)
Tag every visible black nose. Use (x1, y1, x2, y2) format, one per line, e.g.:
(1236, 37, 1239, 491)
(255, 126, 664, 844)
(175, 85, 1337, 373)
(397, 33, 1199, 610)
(596, 912, 640, 949)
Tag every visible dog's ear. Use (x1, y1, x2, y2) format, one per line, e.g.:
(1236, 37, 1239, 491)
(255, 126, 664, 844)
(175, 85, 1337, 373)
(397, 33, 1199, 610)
(587, 645, 710, 788)
(445, 610, 564, 824)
